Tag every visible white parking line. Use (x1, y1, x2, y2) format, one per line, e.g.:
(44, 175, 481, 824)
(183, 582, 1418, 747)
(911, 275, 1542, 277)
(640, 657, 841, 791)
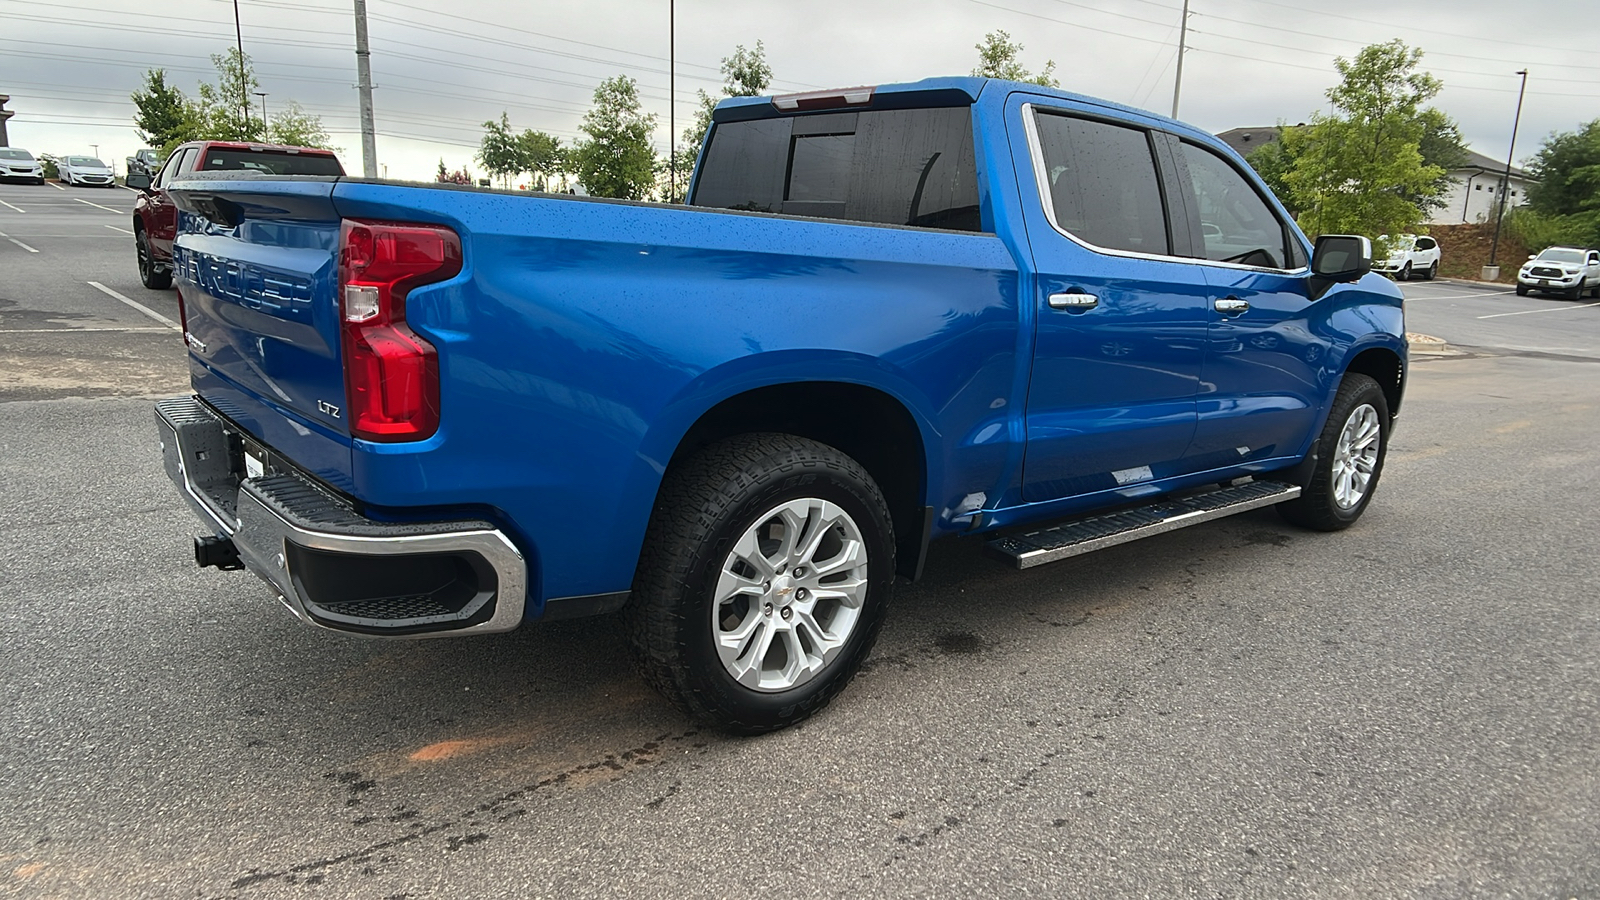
(0, 327, 171, 334)
(1478, 301, 1600, 319)
(104, 224, 134, 236)
(0, 230, 39, 253)
(48, 181, 64, 191)
(74, 198, 124, 214)
(0, 199, 24, 213)
(86, 281, 180, 330)
(1404, 289, 1517, 301)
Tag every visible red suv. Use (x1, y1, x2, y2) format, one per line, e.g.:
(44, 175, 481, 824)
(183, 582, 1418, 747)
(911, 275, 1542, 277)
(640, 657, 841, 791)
(132, 141, 344, 289)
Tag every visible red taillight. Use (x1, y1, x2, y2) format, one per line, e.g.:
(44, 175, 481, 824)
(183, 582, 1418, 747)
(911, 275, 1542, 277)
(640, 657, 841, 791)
(338, 219, 462, 442)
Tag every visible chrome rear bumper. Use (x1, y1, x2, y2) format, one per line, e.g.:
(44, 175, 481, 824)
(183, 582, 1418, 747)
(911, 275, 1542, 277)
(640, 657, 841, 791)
(155, 396, 527, 637)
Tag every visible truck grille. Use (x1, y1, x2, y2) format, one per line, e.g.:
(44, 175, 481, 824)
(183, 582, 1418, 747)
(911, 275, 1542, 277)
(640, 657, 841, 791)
(1530, 266, 1564, 278)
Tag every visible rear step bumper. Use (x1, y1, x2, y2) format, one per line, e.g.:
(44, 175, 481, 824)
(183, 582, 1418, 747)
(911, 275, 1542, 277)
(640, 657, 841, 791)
(986, 480, 1301, 569)
(155, 396, 527, 637)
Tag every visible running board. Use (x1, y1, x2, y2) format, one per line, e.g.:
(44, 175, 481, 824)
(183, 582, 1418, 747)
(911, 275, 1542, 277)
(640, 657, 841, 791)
(985, 481, 1301, 570)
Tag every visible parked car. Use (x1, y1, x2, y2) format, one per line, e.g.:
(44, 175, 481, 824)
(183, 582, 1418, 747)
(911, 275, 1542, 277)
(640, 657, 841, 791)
(125, 148, 163, 189)
(57, 155, 115, 187)
(1517, 246, 1600, 299)
(132, 141, 344, 289)
(0, 147, 46, 184)
(155, 77, 1405, 733)
(1373, 234, 1441, 281)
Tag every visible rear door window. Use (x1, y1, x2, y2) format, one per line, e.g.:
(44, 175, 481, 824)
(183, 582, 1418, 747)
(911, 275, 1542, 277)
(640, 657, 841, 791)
(1032, 113, 1169, 256)
(693, 106, 982, 232)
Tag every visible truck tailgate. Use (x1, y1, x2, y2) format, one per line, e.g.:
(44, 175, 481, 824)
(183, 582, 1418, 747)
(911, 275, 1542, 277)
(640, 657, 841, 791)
(170, 177, 353, 488)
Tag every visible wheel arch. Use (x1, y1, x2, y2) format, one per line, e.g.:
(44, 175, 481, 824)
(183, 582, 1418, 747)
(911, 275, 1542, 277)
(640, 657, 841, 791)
(652, 373, 938, 581)
(1344, 345, 1405, 421)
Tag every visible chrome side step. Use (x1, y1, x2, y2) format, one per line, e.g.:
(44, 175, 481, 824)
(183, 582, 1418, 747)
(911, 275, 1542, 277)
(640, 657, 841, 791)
(985, 481, 1301, 570)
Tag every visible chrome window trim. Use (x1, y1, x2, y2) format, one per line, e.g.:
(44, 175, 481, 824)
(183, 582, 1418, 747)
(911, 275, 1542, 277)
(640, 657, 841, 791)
(1020, 102, 1310, 278)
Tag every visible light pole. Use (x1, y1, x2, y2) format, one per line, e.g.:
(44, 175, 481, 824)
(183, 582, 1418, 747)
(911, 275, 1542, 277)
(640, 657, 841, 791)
(233, 0, 250, 134)
(1170, 0, 1190, 119)
(669, 0, 676, 202)
(255, 91, 269, 131)
(90, 143, 99, 160)
(1486, 68, 1528, 279)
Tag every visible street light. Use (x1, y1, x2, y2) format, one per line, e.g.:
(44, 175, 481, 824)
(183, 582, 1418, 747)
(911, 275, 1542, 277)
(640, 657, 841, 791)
(255, 92, 269, 130)
(90, 143, 99, 159)
(1487, 68, 1529, 277)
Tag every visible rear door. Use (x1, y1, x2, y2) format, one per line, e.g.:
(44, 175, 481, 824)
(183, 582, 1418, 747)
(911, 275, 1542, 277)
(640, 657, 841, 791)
(147, 146, 195, 259)
(1012, 97, 1208, 502)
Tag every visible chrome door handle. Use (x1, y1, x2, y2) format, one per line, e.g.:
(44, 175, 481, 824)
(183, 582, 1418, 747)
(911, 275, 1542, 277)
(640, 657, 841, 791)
(1048, 291, 1099, 311)
(1214, 297, 1250, 315)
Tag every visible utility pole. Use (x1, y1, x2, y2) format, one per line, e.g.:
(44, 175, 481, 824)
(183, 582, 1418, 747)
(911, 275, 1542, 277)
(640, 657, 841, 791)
(353, 0, 378, 178)
(233, 0, 249, 134)
(1170, 0, 1190, 119)
(1487, 68, 1528, 274)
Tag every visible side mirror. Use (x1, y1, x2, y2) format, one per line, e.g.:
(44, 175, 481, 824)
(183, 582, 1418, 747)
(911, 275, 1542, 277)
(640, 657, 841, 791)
(126, 172, 153, 191)
(1527, 254, 1537, 260)
(1308, 235, 1371, 301)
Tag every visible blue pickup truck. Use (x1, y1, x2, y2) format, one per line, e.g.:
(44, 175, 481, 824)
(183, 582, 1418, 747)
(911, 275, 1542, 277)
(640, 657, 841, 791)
(156, 77, 1405, 732)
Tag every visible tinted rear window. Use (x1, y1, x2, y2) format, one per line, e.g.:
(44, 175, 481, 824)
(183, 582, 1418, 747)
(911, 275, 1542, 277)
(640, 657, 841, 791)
(692, 107, 983, 232)
(201, 149, 344, 176)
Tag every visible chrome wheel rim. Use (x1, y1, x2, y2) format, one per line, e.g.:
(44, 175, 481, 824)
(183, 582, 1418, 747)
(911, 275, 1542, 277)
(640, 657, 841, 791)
(1332, 403, 1381, 509)
(711, 498, 869, 693)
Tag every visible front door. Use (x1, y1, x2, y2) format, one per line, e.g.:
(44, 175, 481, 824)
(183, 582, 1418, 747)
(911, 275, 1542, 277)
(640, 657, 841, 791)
(1014, 101, 1207, 502)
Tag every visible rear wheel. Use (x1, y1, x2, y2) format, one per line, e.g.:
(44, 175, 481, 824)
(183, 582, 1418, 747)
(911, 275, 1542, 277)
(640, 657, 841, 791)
(1277, 374, 1389, 532)
(136, 229, 172, 290)
(625, 433, 895, 734)
(1425, 261, 1438, 280)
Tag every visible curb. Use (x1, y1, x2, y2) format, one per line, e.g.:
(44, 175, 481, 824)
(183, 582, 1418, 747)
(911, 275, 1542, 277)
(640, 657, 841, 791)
(1406, 332, 1454, 356)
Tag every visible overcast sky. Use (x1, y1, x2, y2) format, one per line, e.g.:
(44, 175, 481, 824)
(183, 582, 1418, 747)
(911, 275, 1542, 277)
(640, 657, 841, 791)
(3, 0, 1597, 182)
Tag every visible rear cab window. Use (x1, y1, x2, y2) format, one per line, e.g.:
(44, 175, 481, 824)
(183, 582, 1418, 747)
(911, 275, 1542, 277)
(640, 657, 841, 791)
(200, 149, 344, 176)
(692, 106, 983, 232)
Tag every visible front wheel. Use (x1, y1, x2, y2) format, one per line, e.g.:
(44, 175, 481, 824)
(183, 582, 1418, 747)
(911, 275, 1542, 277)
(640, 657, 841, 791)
(1277, 373, 1390, 532)
(624, 433, 895, 734)
(1567, 279, 1587, 301)
(136, 229, 172, 290)
(1398, 263, 1412, 282)
(1516, 283, 1530, 296)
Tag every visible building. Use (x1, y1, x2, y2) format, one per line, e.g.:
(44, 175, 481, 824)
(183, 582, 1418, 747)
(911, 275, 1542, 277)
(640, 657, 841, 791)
(0, 95, 13, 147)
(1214, 126, 1534, 227)
(1433, 149, 1533, 226)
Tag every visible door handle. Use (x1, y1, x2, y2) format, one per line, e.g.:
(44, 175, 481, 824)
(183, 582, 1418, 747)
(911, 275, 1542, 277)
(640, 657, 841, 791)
(1048, 291, 1099, 311)
(1214, 297, 1250, 315)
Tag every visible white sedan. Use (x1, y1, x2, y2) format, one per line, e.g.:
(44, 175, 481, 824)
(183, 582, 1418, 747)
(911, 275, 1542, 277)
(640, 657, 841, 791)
(58, 155, 116, 187)
(0, 148, 47, 184)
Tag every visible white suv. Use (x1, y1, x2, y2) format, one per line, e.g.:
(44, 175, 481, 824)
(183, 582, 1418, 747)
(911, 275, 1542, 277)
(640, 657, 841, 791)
(1517, 247, 1600, 300)
(1374, 234, 1441, 281)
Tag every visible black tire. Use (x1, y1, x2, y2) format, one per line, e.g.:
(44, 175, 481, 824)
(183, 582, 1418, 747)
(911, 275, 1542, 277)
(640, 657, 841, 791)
(1425, 261, 1438, 280)
(624, 433, 896, 734)
(136, 228, 172, 290)
(1567, 279, 1586, 301)
(1398, 262, 1411, 282)
(1277, 373, 1390, 532)
(1516, 283, 1529, 296)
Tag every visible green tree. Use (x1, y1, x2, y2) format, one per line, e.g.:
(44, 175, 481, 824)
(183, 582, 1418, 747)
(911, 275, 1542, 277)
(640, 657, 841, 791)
(131, 69, 197, 151)
(193, 49, 264, 142)
(1283, 40, 1447, 244)
(265, 100, 334, 149)
(667, 41, 774, 203)
(572, 75, 659, 200)
(972, 30, 1058, 88)
(518, 129, 563, 191)
(1519, 119, 1600, 247)
(1244, 131, 1298, 215)
(1412, 108, 1470, 215)
(476, 112, 523, 188)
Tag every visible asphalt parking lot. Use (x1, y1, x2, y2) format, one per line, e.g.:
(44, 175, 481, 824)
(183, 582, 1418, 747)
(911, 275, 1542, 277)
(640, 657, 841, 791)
(2, 182, 1597, 899)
